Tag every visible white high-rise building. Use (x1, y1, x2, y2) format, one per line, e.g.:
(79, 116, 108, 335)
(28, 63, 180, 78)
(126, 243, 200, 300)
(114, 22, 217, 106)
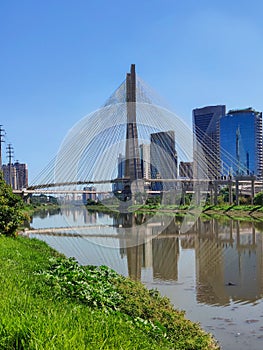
(139, 144, 150, 179)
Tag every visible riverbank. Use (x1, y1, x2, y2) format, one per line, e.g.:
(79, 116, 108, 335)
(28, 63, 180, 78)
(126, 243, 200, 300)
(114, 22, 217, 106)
(22, 203, 60, 216)
(86, 203, 263, 220)
(0, 235, 219, 349)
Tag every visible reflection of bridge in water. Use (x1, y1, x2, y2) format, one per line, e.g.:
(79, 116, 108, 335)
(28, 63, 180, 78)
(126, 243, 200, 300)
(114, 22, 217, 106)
(28, 210, 263, 305)
(24, 215, 260, 245)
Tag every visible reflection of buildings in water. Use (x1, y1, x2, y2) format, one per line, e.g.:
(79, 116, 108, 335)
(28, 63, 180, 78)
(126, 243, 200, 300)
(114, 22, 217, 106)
(152, 237, 179, 281)
(62, 207, 83, 221)
(98, 212, 105, 220)
(255, 221, 263, 232)
(35, 207, 263, 305)
(193, 218, 220, 238)
(61, 208, 98, 225)
(56, 209, 263, 304)
(160, 217, 180, 235)
(62, 207, 70, 218)
(83, 210, 96, 224)
(72, 209, 79, 222)
(195, 239, 227, 305)
(115, 213, 150, 280)
(115, 213, 180, 281)
(180, 237, 195, 249)
(126, 244, 143, 281)
(115, 213, 145, 280)
(195, 218, 263, 305)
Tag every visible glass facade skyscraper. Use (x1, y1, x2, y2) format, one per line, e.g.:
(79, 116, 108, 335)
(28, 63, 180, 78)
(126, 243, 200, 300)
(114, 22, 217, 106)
(112, 153, 126, 192)
(220, 108, 263, 178)
(193, 105, 226, 179)
(150, 130, 177, 190)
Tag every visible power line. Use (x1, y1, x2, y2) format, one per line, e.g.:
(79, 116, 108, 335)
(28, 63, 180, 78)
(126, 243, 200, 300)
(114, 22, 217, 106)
(0, 125, 5, 169)
(6, 143, 14, 186)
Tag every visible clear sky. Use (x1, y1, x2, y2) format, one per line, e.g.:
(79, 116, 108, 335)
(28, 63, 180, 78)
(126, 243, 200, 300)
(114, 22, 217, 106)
(1, 0, 263, 181)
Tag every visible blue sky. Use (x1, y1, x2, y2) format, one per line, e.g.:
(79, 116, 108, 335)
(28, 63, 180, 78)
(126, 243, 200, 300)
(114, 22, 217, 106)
(1, 0, 263, 181)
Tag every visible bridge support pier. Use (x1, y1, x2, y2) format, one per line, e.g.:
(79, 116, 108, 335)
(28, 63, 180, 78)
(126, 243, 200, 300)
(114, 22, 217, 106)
(235, 179, 239, 205)
(214, 181, 218, 205)
(228, 180, 233, 205)
(181, 182, 186, 206)
(209, 185, 213, 205)
(251, 179, 255, 204)
(195, 184, 201, 205)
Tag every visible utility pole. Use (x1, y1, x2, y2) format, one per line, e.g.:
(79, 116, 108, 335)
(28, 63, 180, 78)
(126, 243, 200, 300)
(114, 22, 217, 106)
(6, 143, 14, 187)
(0, 125, 5, 170)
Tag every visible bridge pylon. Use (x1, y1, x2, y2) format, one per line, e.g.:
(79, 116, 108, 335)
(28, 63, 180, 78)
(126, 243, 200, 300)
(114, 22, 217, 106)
(125, 64, 142, 181)
(121, 64, 144, 204)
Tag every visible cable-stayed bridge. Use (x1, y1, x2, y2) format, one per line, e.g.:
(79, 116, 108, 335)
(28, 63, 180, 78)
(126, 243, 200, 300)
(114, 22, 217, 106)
(19, 176, 261, 208)
(23, 65, 262, 206)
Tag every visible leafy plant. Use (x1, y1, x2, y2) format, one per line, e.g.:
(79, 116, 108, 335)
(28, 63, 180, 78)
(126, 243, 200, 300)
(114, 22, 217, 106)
(254, 191, 263, 205)
(0, 172, 26, 236)
(40, 257, 123, 310)
(39, 256, 219, 349)
(145, 196, 161, 206)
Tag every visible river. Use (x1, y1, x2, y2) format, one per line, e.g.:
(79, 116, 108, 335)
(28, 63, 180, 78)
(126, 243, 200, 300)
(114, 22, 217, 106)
(28, 207, 263, 350)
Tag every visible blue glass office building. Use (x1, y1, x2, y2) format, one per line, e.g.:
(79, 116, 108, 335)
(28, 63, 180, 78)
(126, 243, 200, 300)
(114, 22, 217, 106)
(150, 131, 177, 190)
(220, 108, 263, 178)
(193, 105, 226, 179)
(112, 153, 126, 192)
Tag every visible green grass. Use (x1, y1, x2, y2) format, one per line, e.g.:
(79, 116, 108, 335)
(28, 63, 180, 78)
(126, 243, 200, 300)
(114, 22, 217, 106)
(86, 204, 119, 214)
(0, 235, 219, 349)
(86, 202, 263, 221)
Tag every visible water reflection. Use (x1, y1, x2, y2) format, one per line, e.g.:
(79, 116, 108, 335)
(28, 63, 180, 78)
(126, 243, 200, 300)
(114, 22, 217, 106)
(113, 212, 180, 281)
(32, 207, 61, 219)
(194, 218, 263, 306)
(30, 210, 263, 349)
(30, 209, 263, 305)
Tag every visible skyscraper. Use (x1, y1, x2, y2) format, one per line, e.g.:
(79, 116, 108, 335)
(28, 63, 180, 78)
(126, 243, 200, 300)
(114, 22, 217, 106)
(193, 105, 226, 179)
(139, 144, 150, 179)
(2, 162, 28, 190)
(117, 153, 125, 179)
(113, 153, 126, 192)
(14, 162, 28, 189)
(82, 186, 97, 204)
(220, 108, 263, 178)
(179, 161, 193, 179)
(150, 131, 177, 190)
(2, 164, 17, 189)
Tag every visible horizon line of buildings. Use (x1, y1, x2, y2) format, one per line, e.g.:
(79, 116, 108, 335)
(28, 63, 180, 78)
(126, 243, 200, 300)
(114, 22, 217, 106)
(3, 104, 262, 193)
(113, 105, 263, 194)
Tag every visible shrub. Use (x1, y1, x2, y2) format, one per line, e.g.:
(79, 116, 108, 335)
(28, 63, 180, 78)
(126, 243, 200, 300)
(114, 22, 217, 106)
(0, 172, 26, 236)
(254, 191, 263, 205)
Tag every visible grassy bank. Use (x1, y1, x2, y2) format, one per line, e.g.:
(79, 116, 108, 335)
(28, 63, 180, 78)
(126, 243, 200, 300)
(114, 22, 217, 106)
(0, 235, 219, 349)
(86, 202, 263, 220)
(22, 203, 60, 216)
(201, 204, 263, 220)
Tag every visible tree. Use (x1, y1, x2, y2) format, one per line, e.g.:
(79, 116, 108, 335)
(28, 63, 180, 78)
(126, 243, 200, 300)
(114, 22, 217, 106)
(0, 172, 26, 236)
(254, 191, 263, 205)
